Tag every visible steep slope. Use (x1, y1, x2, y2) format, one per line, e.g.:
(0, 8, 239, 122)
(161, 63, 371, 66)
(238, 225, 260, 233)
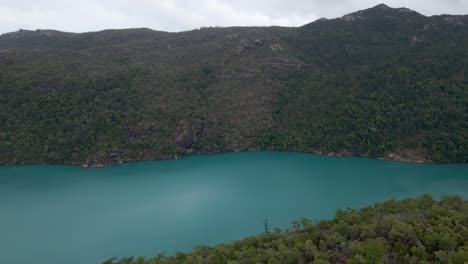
(0, 4, 467, 166)
(264, 4, 468, 162)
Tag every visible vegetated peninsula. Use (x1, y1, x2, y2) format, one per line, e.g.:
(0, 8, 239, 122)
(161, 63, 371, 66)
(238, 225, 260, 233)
(104, 195, 468, 264)
(0, 4, 467, 167)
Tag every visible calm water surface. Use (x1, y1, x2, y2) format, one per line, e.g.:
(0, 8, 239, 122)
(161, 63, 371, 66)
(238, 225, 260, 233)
(0, 152, 467, 264)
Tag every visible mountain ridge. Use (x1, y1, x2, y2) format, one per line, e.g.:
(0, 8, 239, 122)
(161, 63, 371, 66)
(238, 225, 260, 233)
(1, 4, 466, 39)
(0, 4, 467, 166)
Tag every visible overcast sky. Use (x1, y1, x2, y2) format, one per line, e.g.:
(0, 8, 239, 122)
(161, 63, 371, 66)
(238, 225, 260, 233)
(0, 0, 467, 34)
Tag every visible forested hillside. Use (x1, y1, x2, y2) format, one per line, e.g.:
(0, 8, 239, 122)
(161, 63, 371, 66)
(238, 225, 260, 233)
(0, 4, 467, 166)
(104, 195, 468, 264)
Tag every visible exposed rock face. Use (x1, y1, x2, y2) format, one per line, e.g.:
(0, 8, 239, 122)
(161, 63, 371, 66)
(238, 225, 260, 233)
(107, 152, 121, 164)
(234, 45, 247, 54)
(383, 149, 430, 163)
(270, 43, 283, 52)
(234, 38, 268, 54)
(239, 39, 250, 46)
(443, 17, 464, 26)
(254, 39, 264, 45)
(342, 15, 363, 22)
(85, 154, 99, 168)
(175, 122, 205, 150)
(410, 35, 426, 44)
(224, 33, 238, 43)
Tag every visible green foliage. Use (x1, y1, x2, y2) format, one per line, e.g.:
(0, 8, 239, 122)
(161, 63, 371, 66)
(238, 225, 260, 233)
(0, 5, 467, 165)
(104, 195, 468, 264)
(347, 238, 387, 264)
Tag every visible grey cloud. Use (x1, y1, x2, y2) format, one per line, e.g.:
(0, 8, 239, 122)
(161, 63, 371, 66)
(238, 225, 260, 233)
(0, 0, 467, 34)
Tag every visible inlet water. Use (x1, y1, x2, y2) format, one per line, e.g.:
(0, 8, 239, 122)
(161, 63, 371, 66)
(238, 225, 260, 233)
(0, 152, 467, 264)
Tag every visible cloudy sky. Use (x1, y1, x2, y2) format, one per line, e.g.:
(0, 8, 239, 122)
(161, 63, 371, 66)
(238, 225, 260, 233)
(0, 0, 466, 34)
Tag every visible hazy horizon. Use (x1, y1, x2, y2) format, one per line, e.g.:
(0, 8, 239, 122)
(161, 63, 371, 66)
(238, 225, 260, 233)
(1, 0, 467, 35)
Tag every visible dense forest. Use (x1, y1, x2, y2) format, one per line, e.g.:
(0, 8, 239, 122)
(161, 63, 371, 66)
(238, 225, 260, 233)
(104, 195, 468, 264)
(0, 4, 467, 166)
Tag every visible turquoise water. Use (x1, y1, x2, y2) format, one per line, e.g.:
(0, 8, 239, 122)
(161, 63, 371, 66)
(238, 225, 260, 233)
(0, 152, 467, 264)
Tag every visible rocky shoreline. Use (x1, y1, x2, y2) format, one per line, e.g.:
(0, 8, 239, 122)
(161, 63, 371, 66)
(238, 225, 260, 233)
(0, 148, 435, 168)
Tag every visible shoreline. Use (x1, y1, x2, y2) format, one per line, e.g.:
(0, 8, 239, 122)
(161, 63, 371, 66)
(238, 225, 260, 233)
(0, 149, 448, 168)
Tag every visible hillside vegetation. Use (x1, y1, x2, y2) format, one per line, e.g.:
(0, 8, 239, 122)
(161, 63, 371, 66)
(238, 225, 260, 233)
(104, 195, 468, 264)
(0, 4, 467, 166)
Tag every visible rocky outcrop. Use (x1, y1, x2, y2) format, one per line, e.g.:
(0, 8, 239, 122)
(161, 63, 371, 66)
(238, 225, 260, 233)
(269, 43, 283, 52)
(175, 122, 205, 150)
(382, 149, 430, 163)
(443, 17, 464, 26)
